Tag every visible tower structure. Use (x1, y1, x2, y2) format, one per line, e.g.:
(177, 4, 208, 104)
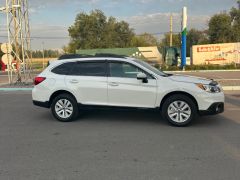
(1, 0, 32, 84)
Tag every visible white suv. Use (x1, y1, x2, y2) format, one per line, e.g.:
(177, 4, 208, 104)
(32, 55, 224, 126)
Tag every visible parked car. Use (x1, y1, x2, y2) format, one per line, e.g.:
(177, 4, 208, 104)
(32, 55, 224, 126)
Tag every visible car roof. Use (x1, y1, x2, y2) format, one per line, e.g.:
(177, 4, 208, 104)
(58, 53, 128, 60)
(55, 57, 135, 63)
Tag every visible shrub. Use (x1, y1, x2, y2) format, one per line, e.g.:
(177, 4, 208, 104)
(159, 63, 240, 71)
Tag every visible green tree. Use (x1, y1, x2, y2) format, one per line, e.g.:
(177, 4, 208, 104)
(159, 33, 181, 48)
(230, 3, 240, 42)
(187, 29, 209, 56)
(131, 33, 158, 47)
(68, 9, 135, 52)
(208, 13, 233, 43)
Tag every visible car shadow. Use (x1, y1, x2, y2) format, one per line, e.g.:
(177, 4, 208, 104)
(35, 107, 234, 127)
(78, 108, 166, 125)
(77, 108, 227, 127)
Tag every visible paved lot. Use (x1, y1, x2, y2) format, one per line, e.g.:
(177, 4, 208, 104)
(0, 91, 240, 180)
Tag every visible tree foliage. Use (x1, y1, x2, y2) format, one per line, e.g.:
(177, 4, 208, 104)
(187, 29, 209, 56)
(131, 33, 158, 47)
(230, 6, 240, 42)
(159, 33, 181, 48)
(208, 1, 240, 43)
(31, 50, 61, 58)
(68, 10, 135, 52)
(208, 13, 233, 43)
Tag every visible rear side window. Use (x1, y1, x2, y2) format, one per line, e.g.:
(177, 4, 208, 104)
(70, 61, 107, 77)
(51, 62, 75, 75)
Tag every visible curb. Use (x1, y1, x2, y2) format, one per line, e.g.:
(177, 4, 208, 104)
(0, 88, 33, 91)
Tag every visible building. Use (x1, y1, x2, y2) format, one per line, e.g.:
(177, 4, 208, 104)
(192, 42, 240, 65)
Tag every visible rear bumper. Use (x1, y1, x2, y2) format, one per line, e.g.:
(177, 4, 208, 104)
(33, 100, 50, 108)
(199, 102, 224, 115)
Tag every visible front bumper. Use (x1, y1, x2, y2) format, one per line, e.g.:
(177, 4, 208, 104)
(199, 102, 224, 115)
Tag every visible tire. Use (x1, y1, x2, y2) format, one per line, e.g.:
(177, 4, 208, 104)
(51, 93, 79, 122)
(161, 94, 197, 126)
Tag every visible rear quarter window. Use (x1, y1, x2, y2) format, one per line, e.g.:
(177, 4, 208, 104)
(69, 61, 107, 77)
(51, 62, 75, 75)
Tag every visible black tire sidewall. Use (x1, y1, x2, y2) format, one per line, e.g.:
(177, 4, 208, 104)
(51, 94, 79, 122)
(162, 94, 197, 126)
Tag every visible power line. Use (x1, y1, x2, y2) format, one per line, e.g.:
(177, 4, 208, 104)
(0, 31, 181, 40)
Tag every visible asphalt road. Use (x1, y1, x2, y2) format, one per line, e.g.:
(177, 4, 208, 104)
(0, 91, 240, 180)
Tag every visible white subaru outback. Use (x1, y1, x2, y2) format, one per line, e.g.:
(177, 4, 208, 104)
(32, 55, 224, 126)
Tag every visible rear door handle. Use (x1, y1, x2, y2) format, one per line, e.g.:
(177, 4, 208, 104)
(109, 82, 119, 86)
(70, 79, 79, 84)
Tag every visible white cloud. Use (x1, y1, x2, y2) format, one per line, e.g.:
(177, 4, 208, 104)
(125, 12, 210, 34)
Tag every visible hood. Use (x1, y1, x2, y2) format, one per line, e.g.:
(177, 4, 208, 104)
(168, 74, 212, 84)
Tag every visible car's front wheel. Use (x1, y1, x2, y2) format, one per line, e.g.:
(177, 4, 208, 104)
(162, 94, 197, 126)
(51, 93, 79, 122)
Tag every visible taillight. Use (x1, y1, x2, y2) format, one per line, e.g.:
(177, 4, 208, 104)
(34, 77, 46, 85)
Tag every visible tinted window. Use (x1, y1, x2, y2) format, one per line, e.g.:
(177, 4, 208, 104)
(133, 59, 167, 76)
(109, 62, 151, 78)
(70, 61, 107, 77)
(52, 62, 75, 75)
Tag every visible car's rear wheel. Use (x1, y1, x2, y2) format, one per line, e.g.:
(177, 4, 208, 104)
(51, 94, 79, 122)
(162, 94, 197, 126)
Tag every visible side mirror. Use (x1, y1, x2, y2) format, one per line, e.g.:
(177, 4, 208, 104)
(137, 72, 148, 83)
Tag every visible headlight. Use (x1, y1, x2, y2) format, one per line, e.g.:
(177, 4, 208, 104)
(196, 83, 221, 93)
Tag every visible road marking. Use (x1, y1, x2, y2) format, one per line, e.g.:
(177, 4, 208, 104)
(227, 108, 240, 111)
(215, 79, 240, 81)
(223, 86, 240, 91)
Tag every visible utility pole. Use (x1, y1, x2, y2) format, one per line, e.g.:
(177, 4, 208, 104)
(170, 14, 173, 47)
(42, 42, 45, 69)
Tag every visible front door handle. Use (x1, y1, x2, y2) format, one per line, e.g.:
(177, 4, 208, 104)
(109, 82, 119, 86)
(70, 79, 79, 84)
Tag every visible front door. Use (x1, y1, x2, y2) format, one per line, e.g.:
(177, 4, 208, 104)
(107, 61, 157, 108)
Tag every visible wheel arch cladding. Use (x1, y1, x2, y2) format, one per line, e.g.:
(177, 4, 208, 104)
(160, 91, 199, 111)
(49, 90, 77, 105)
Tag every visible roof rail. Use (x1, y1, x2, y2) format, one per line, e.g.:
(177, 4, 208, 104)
(94, 53, 127, 58)
(58, 54, 94, 60)
(58, 53, 128, 60)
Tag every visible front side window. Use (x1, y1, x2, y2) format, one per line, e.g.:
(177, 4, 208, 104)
(51, 62, 75, 75)
(70, 61, 107, 77)
(109, 62, 151, 78)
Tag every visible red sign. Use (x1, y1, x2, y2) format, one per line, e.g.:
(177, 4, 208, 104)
(0, 60, 6, 71)
(197, 46, 221, 52)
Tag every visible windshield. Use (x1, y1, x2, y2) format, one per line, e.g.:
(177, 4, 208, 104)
(133, 59, 168, 76)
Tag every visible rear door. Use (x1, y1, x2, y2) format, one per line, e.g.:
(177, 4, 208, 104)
(65, 60, 108, 105)
(107, 61, 157, 108)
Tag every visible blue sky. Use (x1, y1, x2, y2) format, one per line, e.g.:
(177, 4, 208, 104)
(0, 0, 238, 50)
